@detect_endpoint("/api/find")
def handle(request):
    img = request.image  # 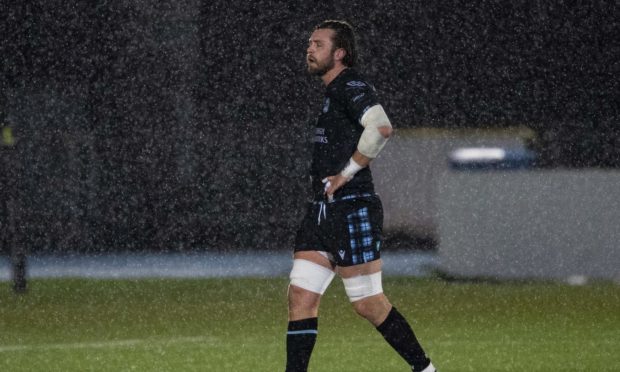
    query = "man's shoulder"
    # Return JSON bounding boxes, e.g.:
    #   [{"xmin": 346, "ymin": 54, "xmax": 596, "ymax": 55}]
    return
[
  {"xmin": 334, "ymin": 68, "xmax": 373, "ymax": 87},
  {"xmin": 328, "ymin": 69, "xmax": 375, "ymax": 97}
]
